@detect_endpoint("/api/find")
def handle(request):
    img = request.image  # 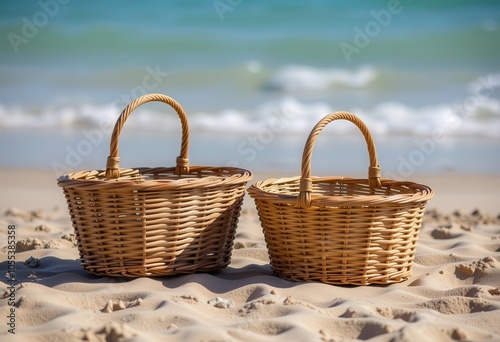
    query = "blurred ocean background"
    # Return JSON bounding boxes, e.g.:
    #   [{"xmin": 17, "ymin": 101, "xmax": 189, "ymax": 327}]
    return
[{"xmin": 0, "ymin": 0, "xmax": 499, "ymax": 177}]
